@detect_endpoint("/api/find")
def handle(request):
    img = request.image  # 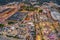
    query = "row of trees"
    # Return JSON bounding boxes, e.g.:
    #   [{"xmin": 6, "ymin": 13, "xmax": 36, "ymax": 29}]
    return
[
  {"xmin": 0, "ymin": 21, "xmax": 15, "ymax": 27},
  {"xmin": 19, "ymin": 5, "xmax": 37, "ymax": 11},
  {"xmin": 19, "ymin": 5, "xmax": 43, "ymax": 13}
]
